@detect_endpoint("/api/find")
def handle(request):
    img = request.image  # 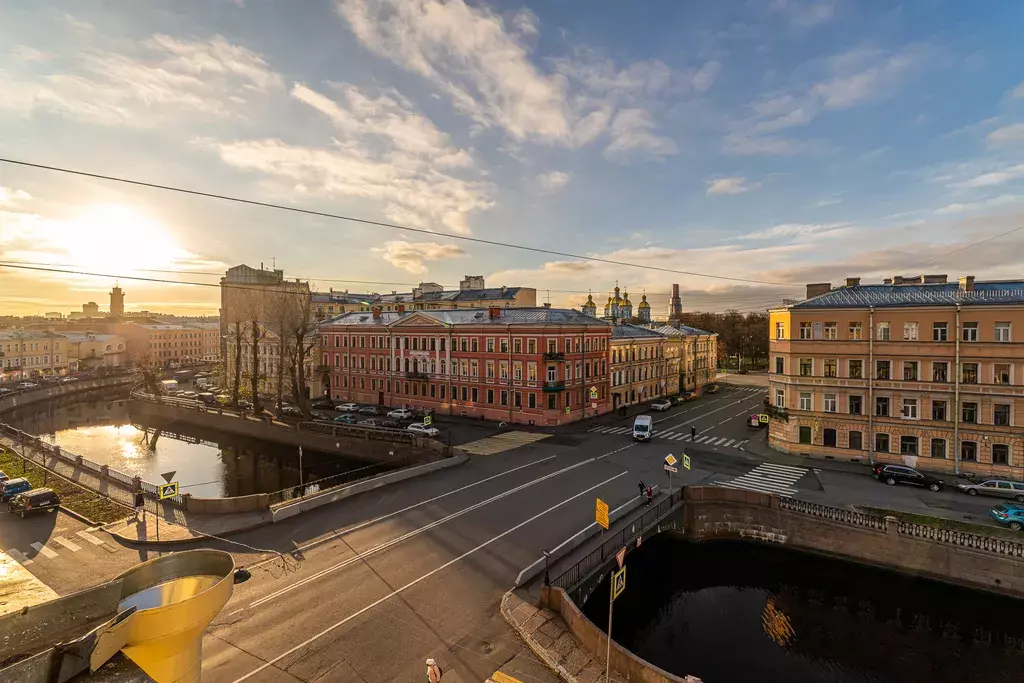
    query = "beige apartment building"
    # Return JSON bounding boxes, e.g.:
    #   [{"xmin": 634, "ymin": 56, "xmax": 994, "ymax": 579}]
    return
[
  {"xmin": 0, "ymin": 330, "xmax": 67, "ymax": 380},
  {"xmin": 769, "ymin": 275, "xmax": 1024, "ymax": 478}
]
